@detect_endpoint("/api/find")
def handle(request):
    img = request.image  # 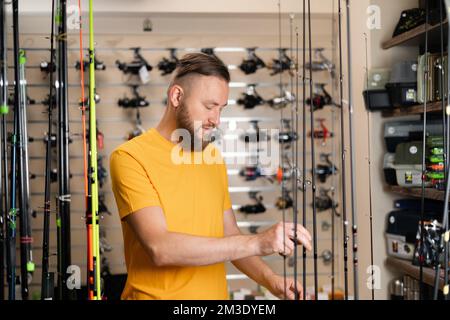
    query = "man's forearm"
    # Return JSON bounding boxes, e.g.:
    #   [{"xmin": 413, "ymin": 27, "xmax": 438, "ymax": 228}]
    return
[
  {"xmin": 148, "ymin": 231, "xmax": 260, "ymax": 267},
  {"xmin": 231, "ymin": 256, "xmax": 275, "ymax": 289}
]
